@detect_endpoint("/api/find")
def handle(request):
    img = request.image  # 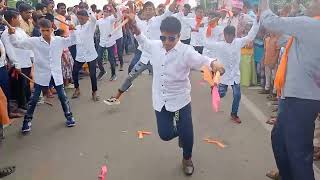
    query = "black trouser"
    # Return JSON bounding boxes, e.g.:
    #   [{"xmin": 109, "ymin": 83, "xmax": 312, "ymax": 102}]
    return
[
  {"xmin": 0, "ymin": 66, "xmax": 10, "ymax": 113},
  {"xmin": 193, "ymin": 46, "xmax": 204, "ymax": 54},
  {"xmin": 97, "ymin": 45, "xmax": 117, "ymax": 76},
  {"xmin": 116, "ymin": 37, "xmax": 124, "ymax": 66},
  {"xmin": 69, "ymin": 45, "xmax": 77, "ymax": 60},
  {"xmin": 181, "ymin": 38, "xmax": 191, "ymax": 45},
  {"xmin": 72, "ymin": 60, "xmax": 98, "ymax": 92},
  {"xmin": 9, "ymin": 67, "xmax": 32, "ymax": 108}
]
